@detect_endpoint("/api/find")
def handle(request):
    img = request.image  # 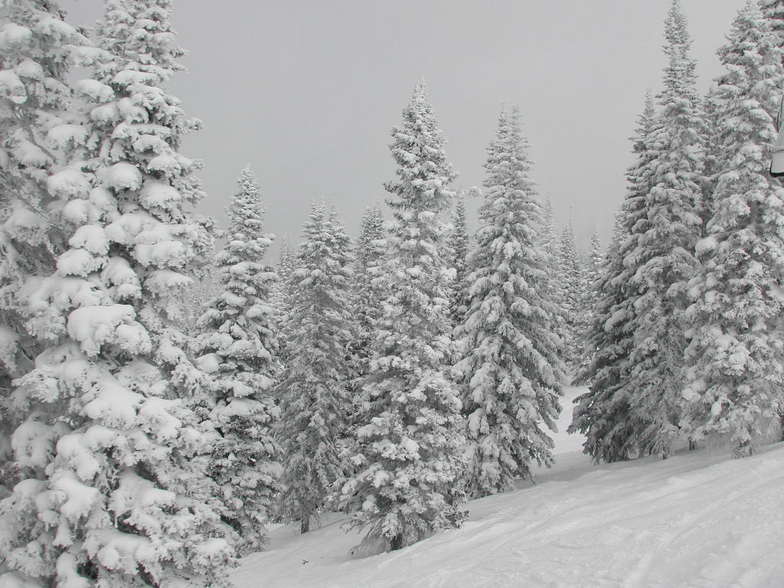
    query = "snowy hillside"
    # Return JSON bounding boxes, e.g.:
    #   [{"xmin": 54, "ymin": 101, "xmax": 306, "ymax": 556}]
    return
[{"xmin": 234, "ymin": 388, "xmax": 784, "ymax": 587}]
